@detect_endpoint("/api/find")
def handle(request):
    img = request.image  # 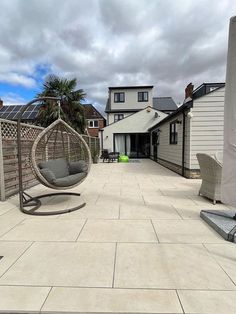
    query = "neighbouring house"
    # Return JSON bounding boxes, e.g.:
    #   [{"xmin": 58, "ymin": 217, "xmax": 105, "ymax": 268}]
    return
[
  {"xmin": 149, "ymin": 82, "xmax": 225, "ymax": 178},
  {"xmin": 82, "ymin": 104, "xmax": 106, "ymax": 137},
  {"xmin": 0, "ymin": 101, "xmax": 105, "ymax": 137},
  {"xmin": 100, "ymin": 106, "xmax": 167, "ymax": 158},
  {"xmin": 105, "ymin": 85, "xmax": 177, "ymax": 125}
]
